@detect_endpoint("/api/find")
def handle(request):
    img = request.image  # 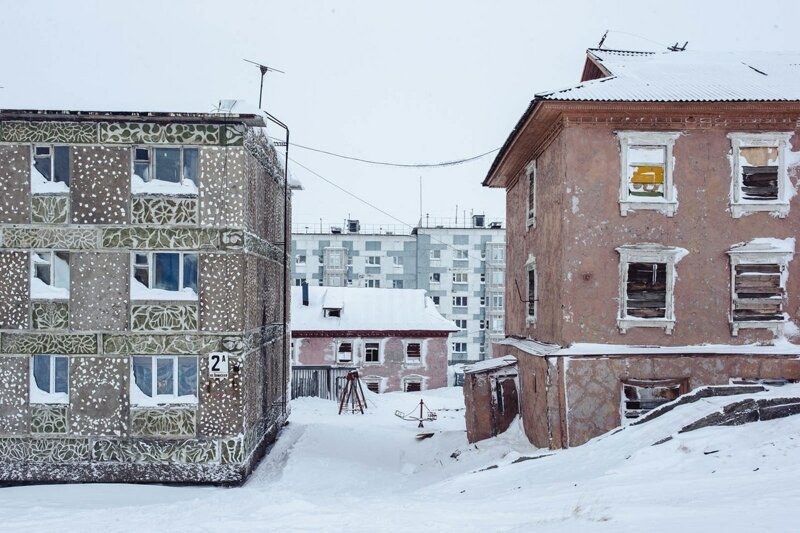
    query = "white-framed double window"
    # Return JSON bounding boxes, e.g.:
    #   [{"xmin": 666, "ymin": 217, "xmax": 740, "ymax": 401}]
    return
[
  {"xmin": 32, "ymin": 144, "xmax": 70, "ymax": 193},
  {"xmin": 727, "ymin": 238, "xmax": 794, "ymax": 335},
  {"xmin": 452, "ymin": 342, "xmax": 467, "ymax": 354},
  {"xmin": 616, "ymin": 131, "xmax": 680, "ymax": 217},
  {"xmin": 364, "ymin": 342, "xmax": 381, "ymax": 364},
  {"xmin": 452, "ymin": 296, "xmax": 468, "ymax": 307},
  {"xmin": 365, "ymin": 279, "xmax": 380, "ymax": 288},
  {"xmin": 453, "ymin": 249, "xmax": 469, "ymax": 260},
  {"xmin": 131, "ymin": 146, "xmax": 199, "ymax": 195},
  {"xmin": 526, "ymin": 160, "xmax": 536, "ymax": 228},
  {"xmin": 295, "ymin": 254, "xmax": 307, "ymax": 265},
  {"xmin": 30, "ymin": 355, "xmax": 69, "ymax": 404},
  {"xmin": 131, "ymin": 355, "xmax": 198, "ymax": 405},
  {"xmin": 454, "ymin": 319, "xmax": 467, "ymax": 330},
  {"xmin": 452, "ymin": 272, "xmax": 468, "ymax": 284},
  {"xmin": 526, "ymin": 255, "xmax": 537, "ymax": 323},
  {"xmin": 617, "ymin": 244, "xmax": 687, "ymax": 334},
  {"xmin": 490, "ymin": 294, "xmax": 504, "ymax": 309},
  {"xmin": 366, "ymin": 256, "xmax": 381, "ymax": 265},
  {"xmin": 31, "ymin": 250, "xmax": 70, "ymax": 300},
  {"xmin": 131, "ymin": 251, "xmax": 198, "ymax": 300},
  {"xmin": 728, "ymin": 132, "xmax": 793, "ymax": 218},
  {"xmin": 430, "ymin": 249, "xmax": 442, "ymax": 262}
]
